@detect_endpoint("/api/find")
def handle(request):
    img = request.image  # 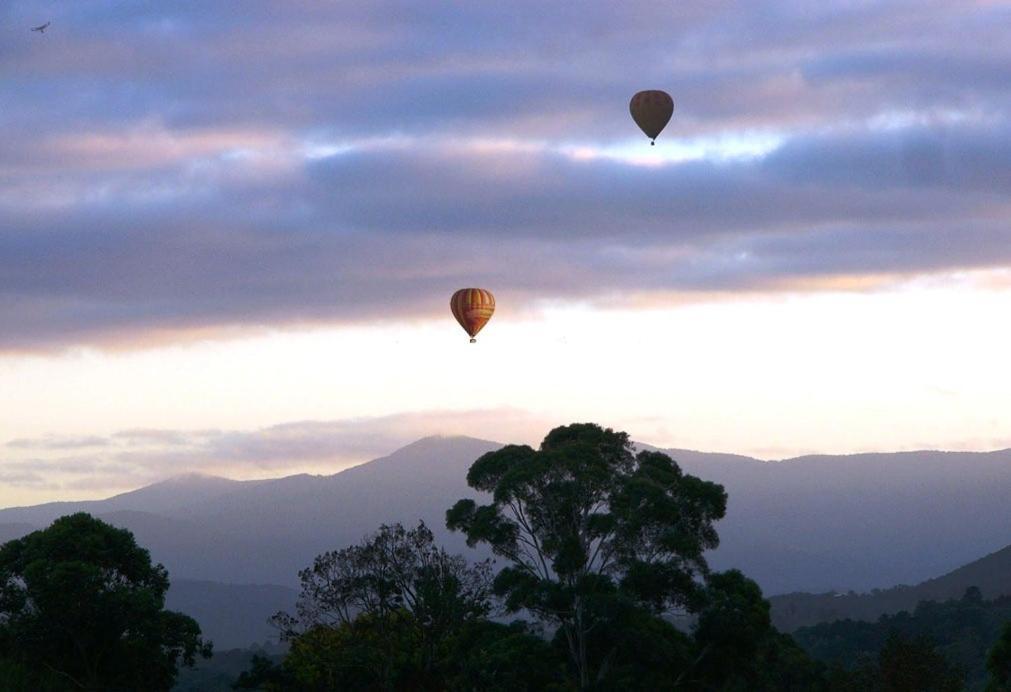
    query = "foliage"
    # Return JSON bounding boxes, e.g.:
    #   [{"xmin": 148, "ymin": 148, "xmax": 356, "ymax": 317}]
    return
[
  {"xmin": 268, "ymin": 521, "xmax": 493, "ymax": 690},
  {"xmin": 239, "ymin": 422, "xmax": 1011, "ymax": 691},
  {"xmin": 694, "ymin": 569, "xmax": 773, "ymax": 676},
  {"xmin": 448, "ymin": 620, "xmax": 565, "ymax": 691},
  {"xmin": 285, "ymin": 615, "xmax": 426, "ymax": 691},
  {"xmin": 876, "ymin": 633, "xmax": 965, "ymax": 691},
  {"xmin": 796, "ymin": 588, "xmax": 1011, "ymax": 690},
  {"xmin": 572, "ymin": 600, "xmax": 695, "ymax": 690},
  {"xmin": 680, "ymin": 569, "xmax": 828, "ymax": 691},
  {"xmin": 0, "ymin": 513, "xmax": 210, "ymax": 692},
  {"xmin": 821, "ymin": 633, "xmax": 965, "ymax": 692},
  {"xmin": 273, "ymin": 520, "xmax": 490, "ymax": 633},
  {"xmin": 0, "ymin": 659, "xmax": 66, "ymax": 691},
  {"xmin": 231, "ymin": 653, "xmax": 295, "ymax": 691},
  {"xmin": 446, "ymin": 423, "xmax": 727, "ymax": 688},
  {"xmin": 987, "ymin": 621, "xmax": 1011, "ymax": 691}
]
